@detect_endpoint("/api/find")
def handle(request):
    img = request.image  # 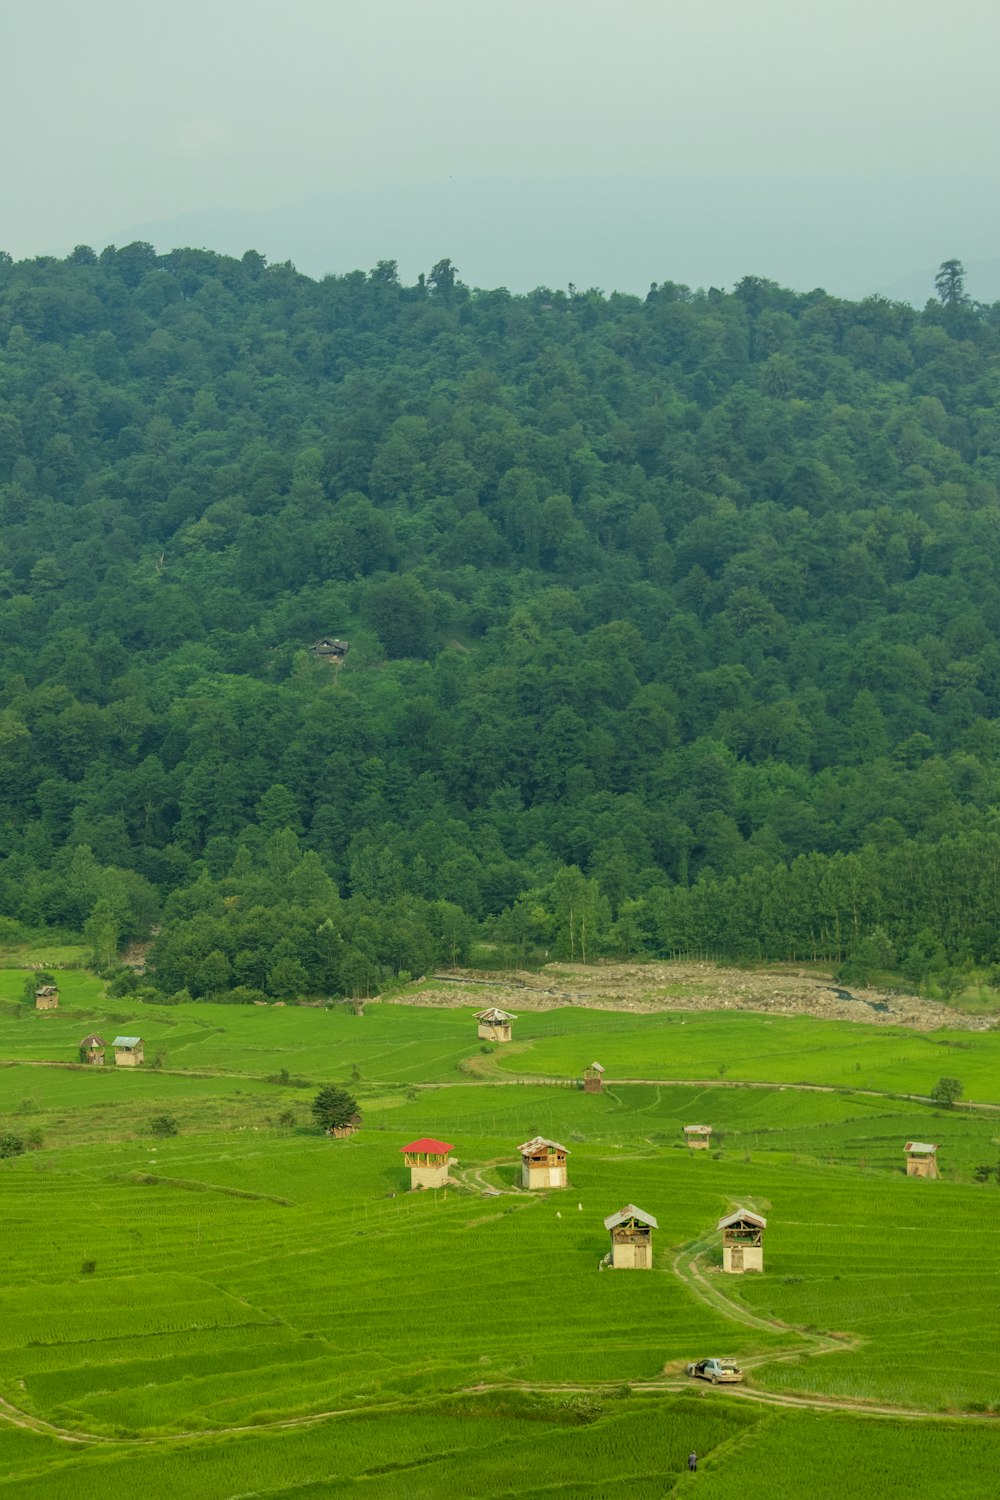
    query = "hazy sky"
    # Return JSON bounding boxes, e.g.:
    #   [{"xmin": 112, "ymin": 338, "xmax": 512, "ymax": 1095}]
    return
[{"xmin": 4, "ymin": 0, "xmax": 1000, "ymax": 297}]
